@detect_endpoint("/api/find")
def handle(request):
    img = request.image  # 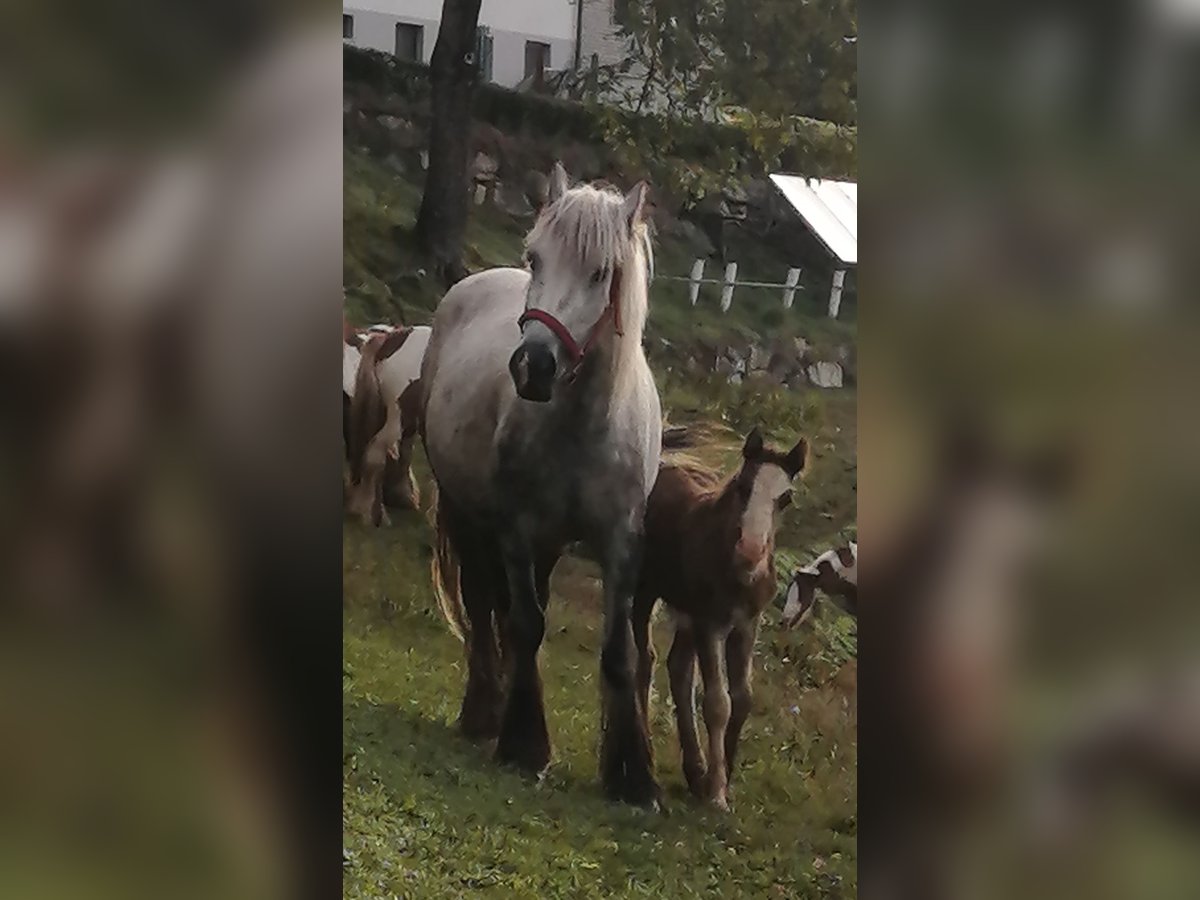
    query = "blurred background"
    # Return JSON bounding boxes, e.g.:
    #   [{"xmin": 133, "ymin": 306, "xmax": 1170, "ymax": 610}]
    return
[
  {"xmin": 3, "ymin": 0, "xmax": 1199, "ymax": 897},
  {"xmin": 0, "ymin": 4, "xmax": 341, "ymax": 899},
  {"xmin": 862, "ymin": 1, "xmax": 1200, "ymax": 898}
]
